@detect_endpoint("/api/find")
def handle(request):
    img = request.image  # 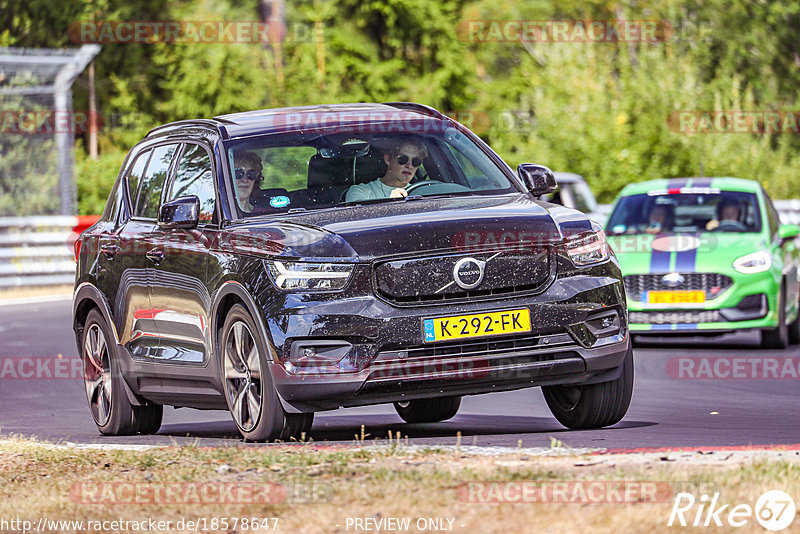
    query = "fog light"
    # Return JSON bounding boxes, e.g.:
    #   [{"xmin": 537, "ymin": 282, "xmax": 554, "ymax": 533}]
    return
[
  {"xmin": 585, "ymin": 310, "xmax": 621, "ymax": 338},
  {"xmin": 286, "ymin": 341, "xmax": 353, "ymax": 374}
]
